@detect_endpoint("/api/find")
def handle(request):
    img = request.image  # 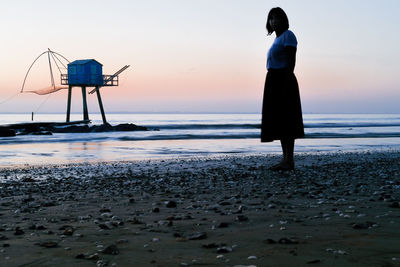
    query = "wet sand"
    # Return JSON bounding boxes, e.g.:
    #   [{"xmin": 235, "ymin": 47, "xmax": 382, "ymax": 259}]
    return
[{"xmin": 0, "ymin": 151, "xmax": 399, "ymax": 267}]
